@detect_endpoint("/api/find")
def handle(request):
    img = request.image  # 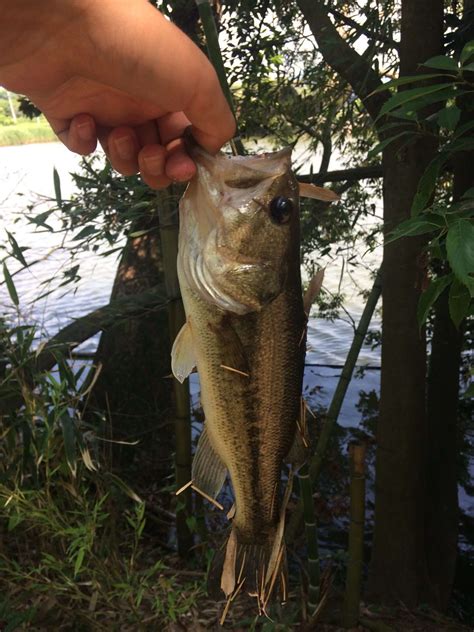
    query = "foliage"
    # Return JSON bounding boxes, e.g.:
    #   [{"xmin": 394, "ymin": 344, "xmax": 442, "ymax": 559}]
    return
[
  {"xmin": 0, "ymin": 298, "xmax": 202, "ymax": 628},
  {"xmin": 379, "ymin": 41, "xmax": 474, "ymax": 327}
]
